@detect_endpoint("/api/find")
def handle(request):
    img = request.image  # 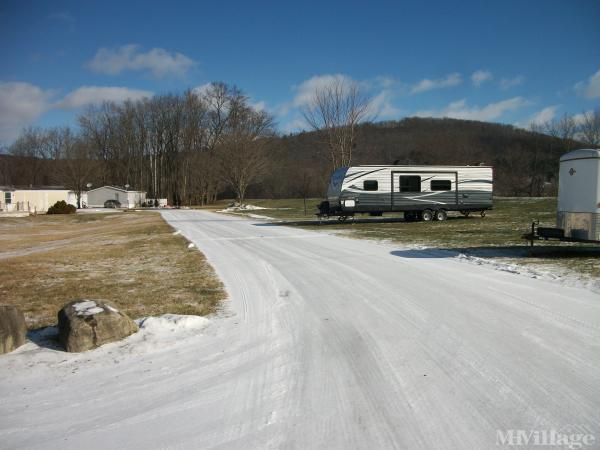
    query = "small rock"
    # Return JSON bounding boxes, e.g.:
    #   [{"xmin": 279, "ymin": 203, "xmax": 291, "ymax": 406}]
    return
[
  {"xmin": 0, "ymin": 305, "xmax": 27, "ymax": 355},
  {"xmin": 58, "ymin": 300, "xmax": 138, "ymax": 352}
]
